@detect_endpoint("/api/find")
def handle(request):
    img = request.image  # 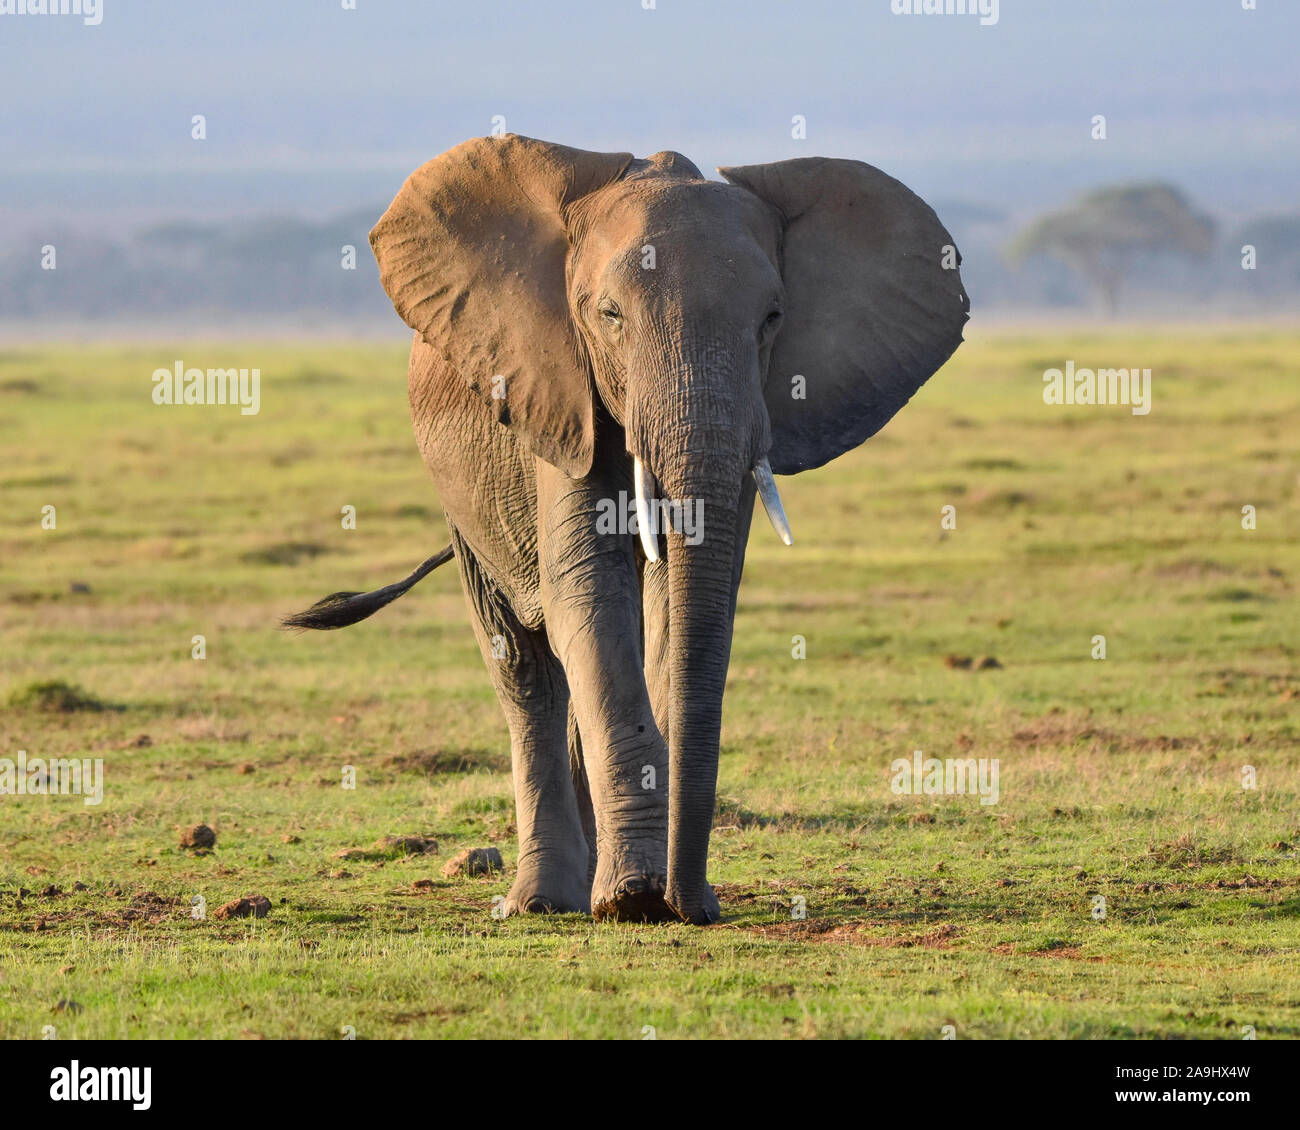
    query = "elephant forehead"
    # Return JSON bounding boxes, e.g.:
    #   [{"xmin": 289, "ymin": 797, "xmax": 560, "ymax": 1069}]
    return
[
  {"xmin": 622, "ymin": 150, "xmax": 706, "ymax": 182},
  {"xmin": 580, "ymin": 180, "xmax": 781, "ymax": 272},
  {"xmin": 609, "ymin": 177, "xmax": 762, "ymax": 226}
]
